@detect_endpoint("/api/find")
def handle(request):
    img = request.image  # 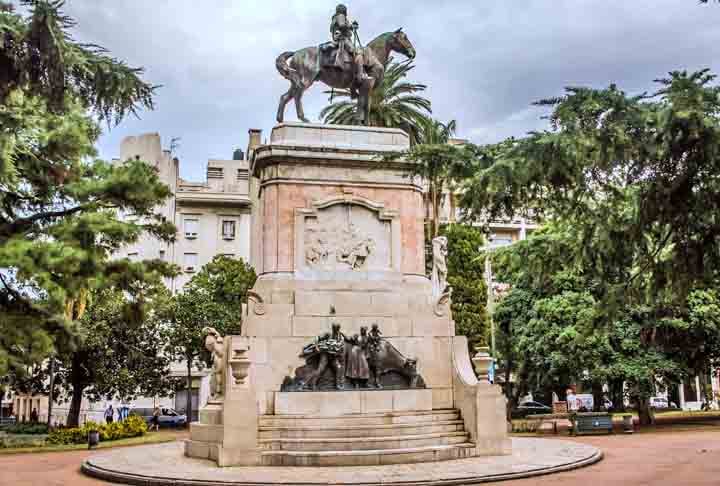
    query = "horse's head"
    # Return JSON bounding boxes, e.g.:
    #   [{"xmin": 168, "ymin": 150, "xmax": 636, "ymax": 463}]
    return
[{"xmin": 388, "ymin": 28, "xmax": 416, "ymax": 59}]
